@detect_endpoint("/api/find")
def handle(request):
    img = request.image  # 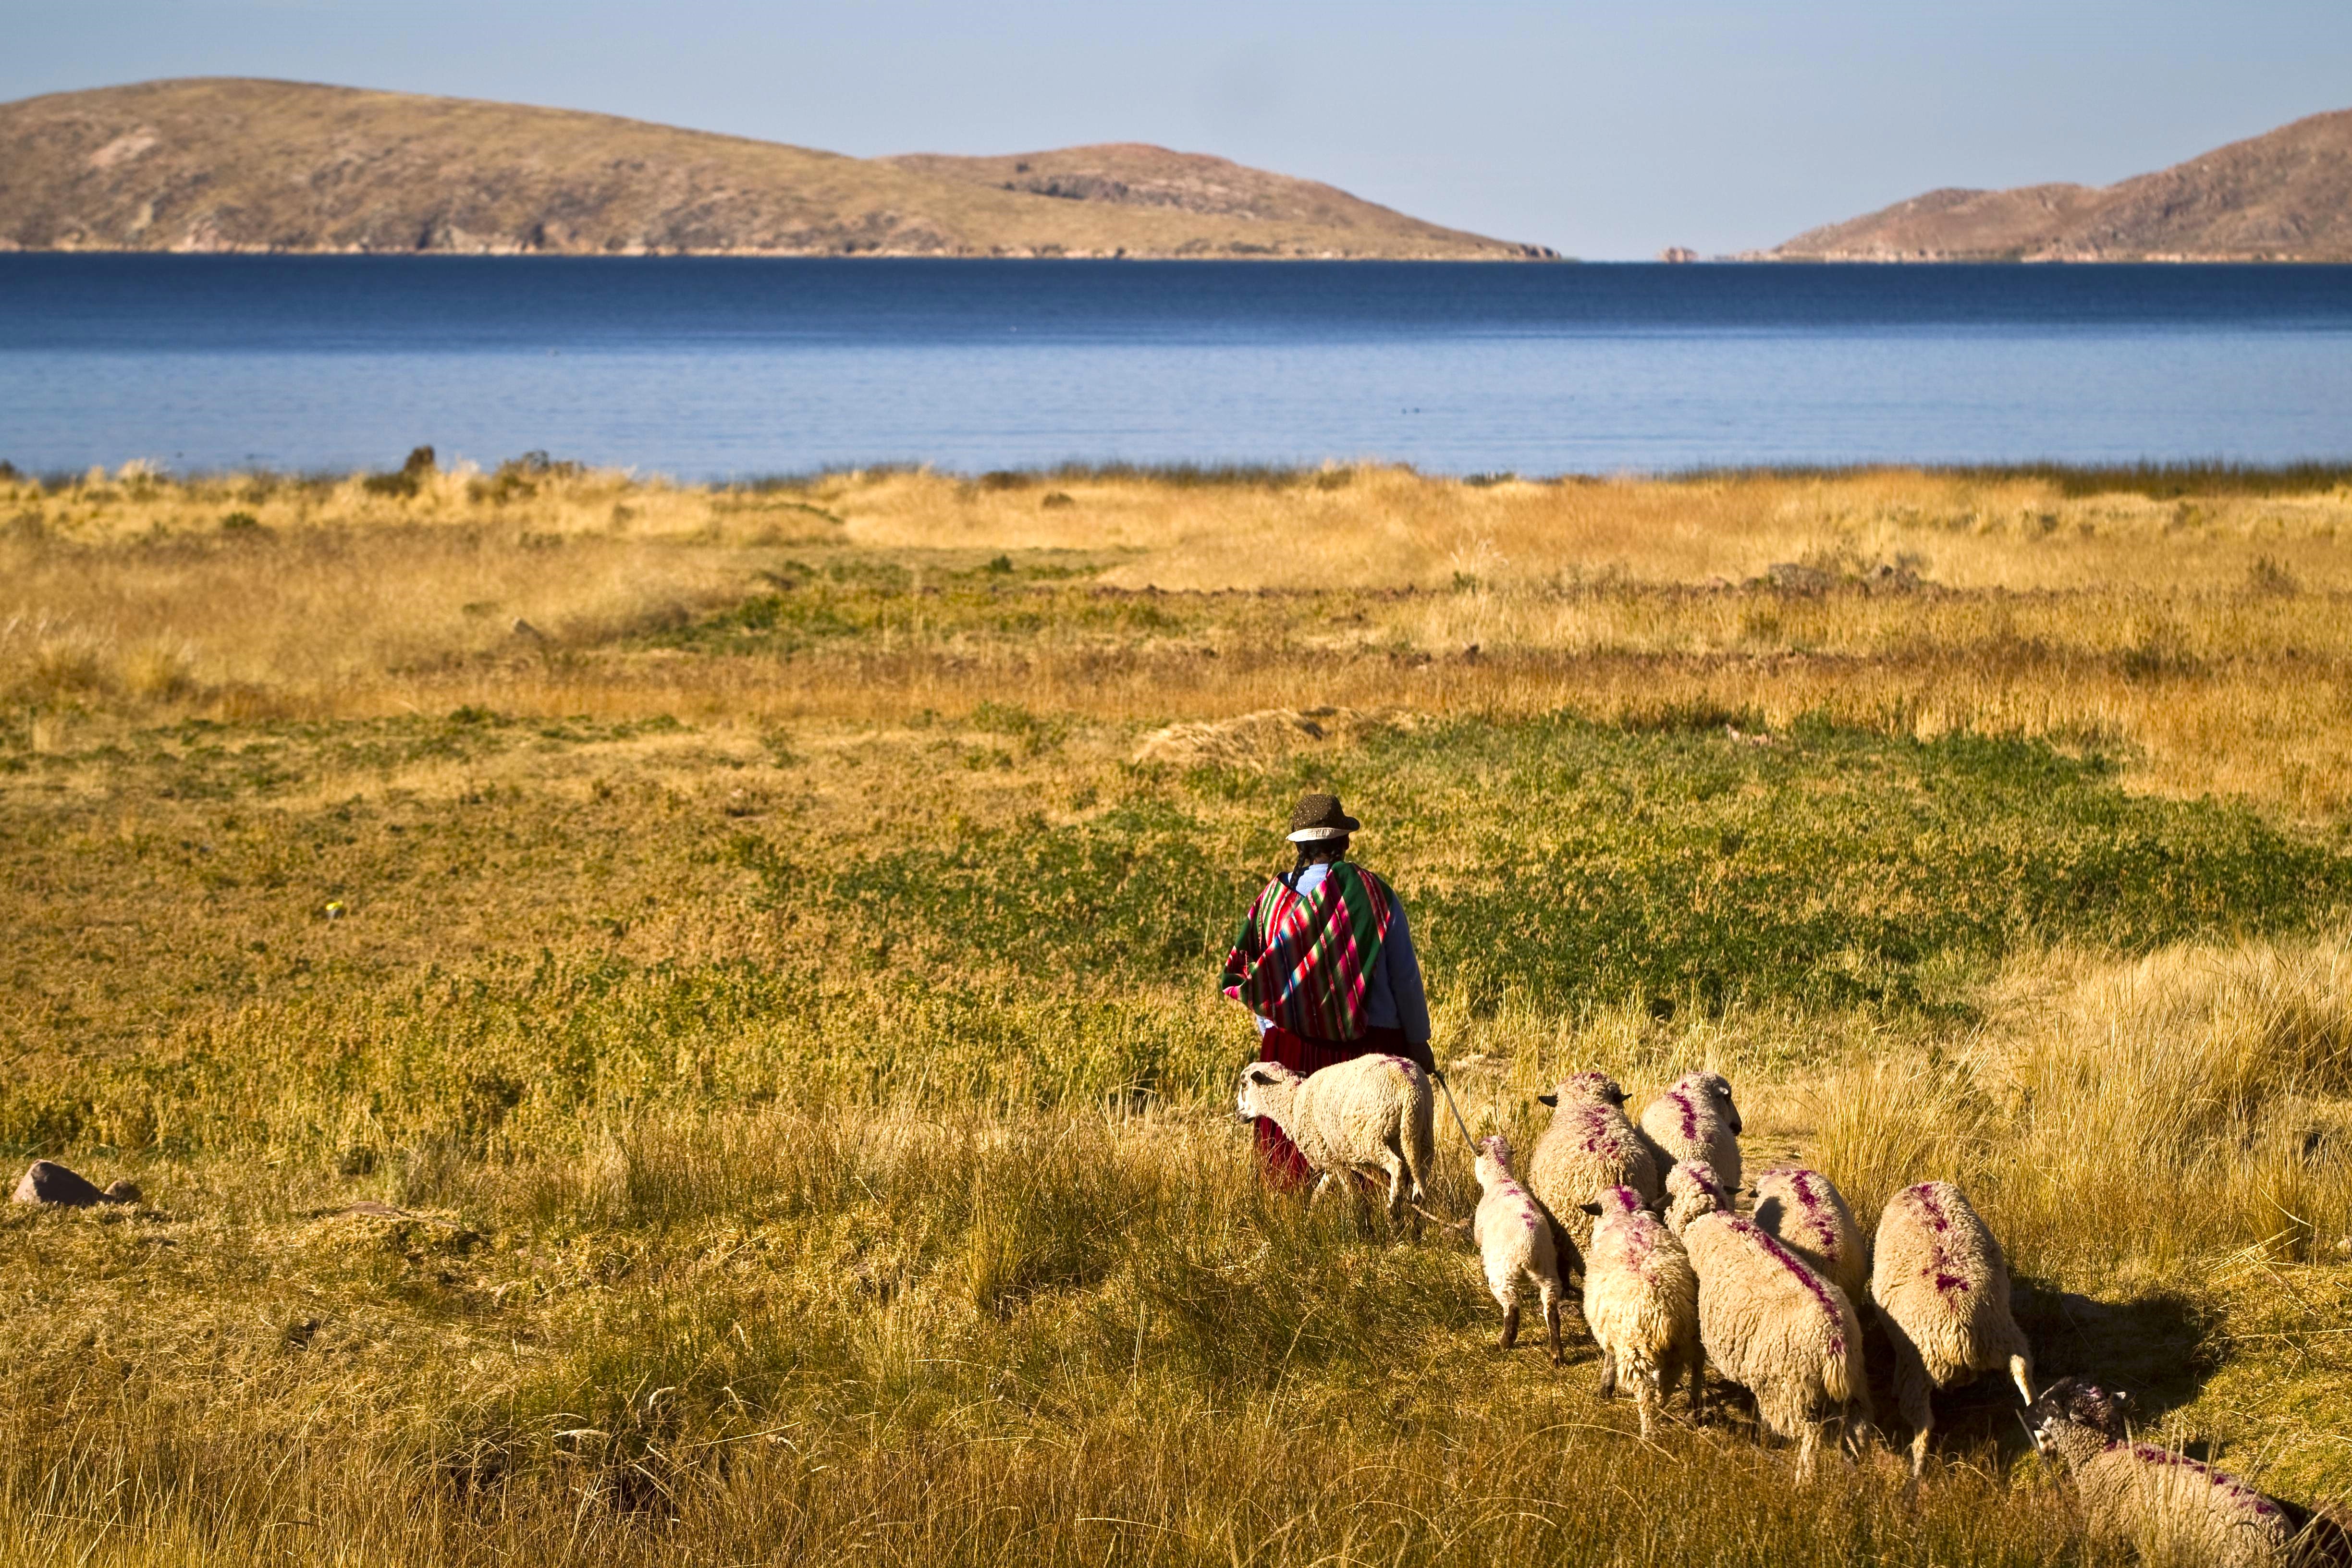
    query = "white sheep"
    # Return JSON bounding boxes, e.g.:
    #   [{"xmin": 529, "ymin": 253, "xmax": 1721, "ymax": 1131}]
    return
[
  {"xmin": 2030, "ymin": 1378, "xmax": 2349, "ymax": 1568},
  {"xmin": 1579, "ymin": 1184, "xmax": 1702, "ymax": 1436},
  {"xmin": 1751, "ymin": 1166, "xmax": 1868, "ymax": 1306},
  {"xmin": 1526, "ymin": 1071, "xmax": 1662, "ymax": 1249},
  {"xmin": 1236, "ymin": 1054, "xmax": 1434, "ymax": 1231},
  {"xmin": 1662, "ymin": 1158, "xmax": 1731, "ymax": 1237},
  {"xmin": 1683, "ymin": 1210, "xmax": 1871, "ymax": 1476},
  {"xmin": 1638, "ymin": 1071, "xmax": 1744, "ymax": 1195},
  {"xmin": 1871, "ymin": 1180, "xmax": 2033, "ymax": 1475},
  {"xmin": 1471, "ymin": 1135, "xmax": 1566, "ymax": 1363}
]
